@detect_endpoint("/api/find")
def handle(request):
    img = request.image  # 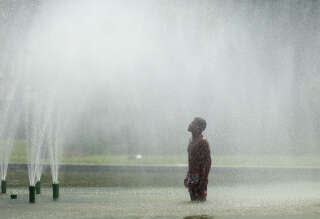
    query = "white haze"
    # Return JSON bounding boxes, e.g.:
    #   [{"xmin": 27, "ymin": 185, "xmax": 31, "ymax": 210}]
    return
[{"xmin": 0, "ymin": 0, "xmax": 320, "ymax": 157}]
